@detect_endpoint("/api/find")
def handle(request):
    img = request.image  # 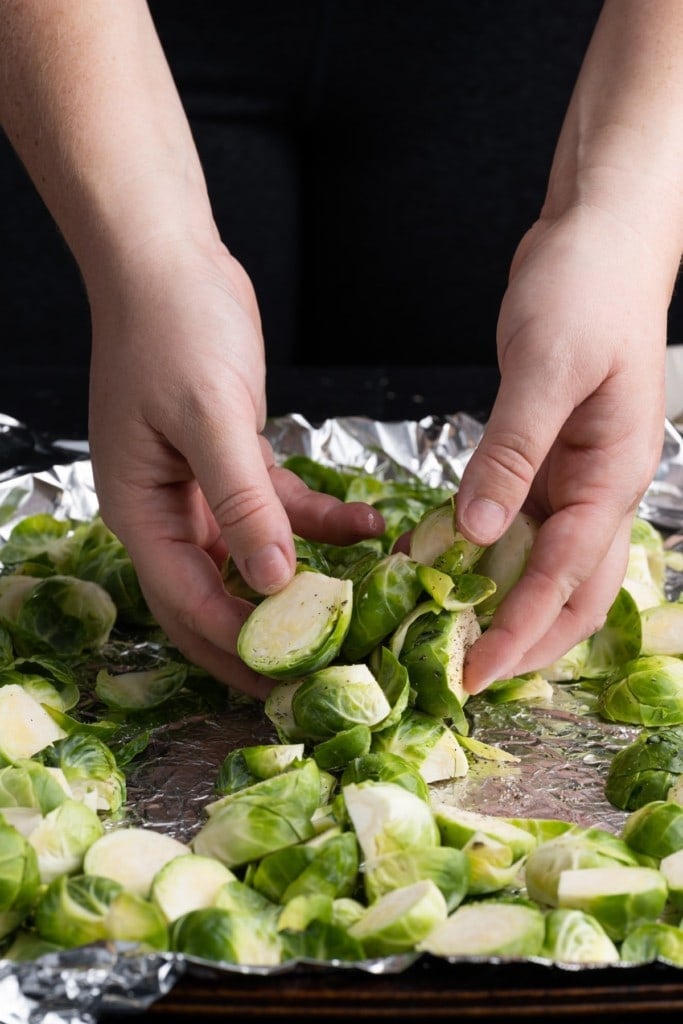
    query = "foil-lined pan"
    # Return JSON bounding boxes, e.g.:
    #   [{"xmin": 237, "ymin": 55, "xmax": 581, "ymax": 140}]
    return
[{"xmin": 1, "ymin": 410, "xmax": 683, "ymax": 1023}]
